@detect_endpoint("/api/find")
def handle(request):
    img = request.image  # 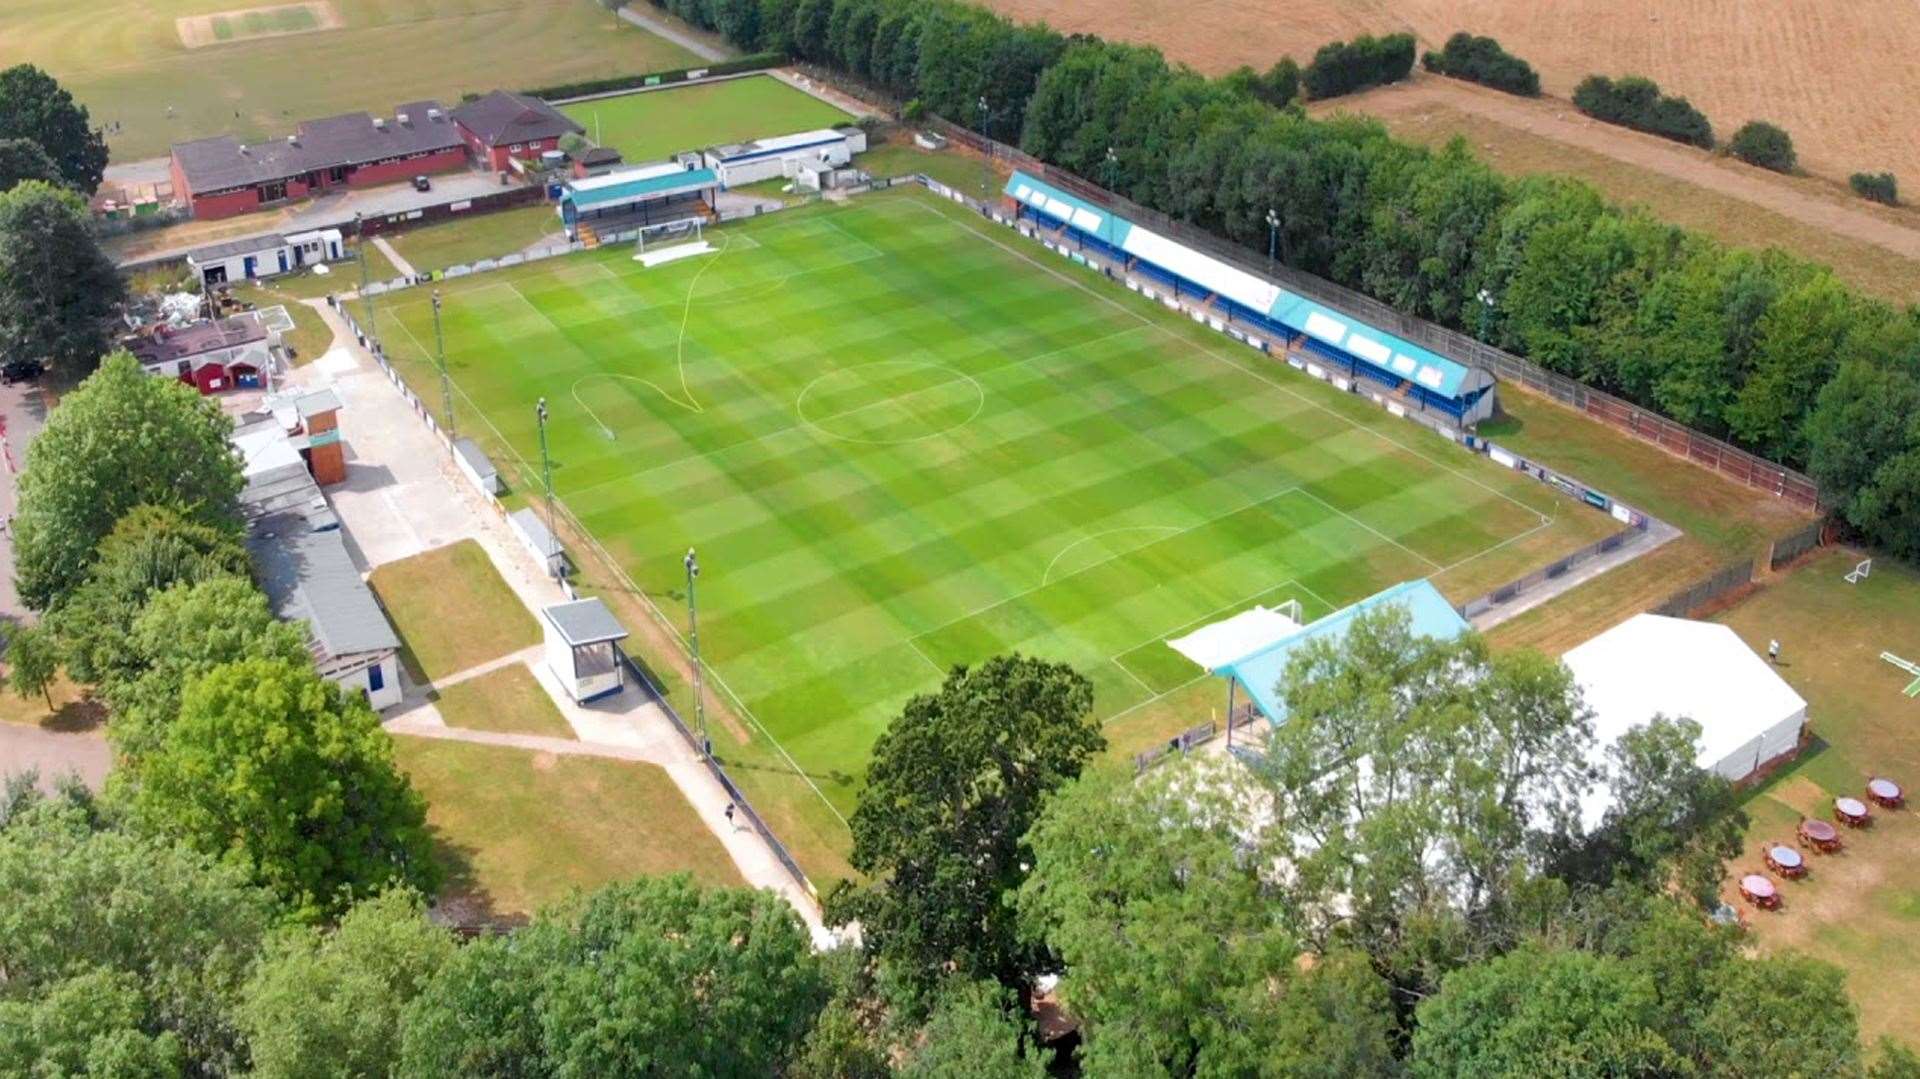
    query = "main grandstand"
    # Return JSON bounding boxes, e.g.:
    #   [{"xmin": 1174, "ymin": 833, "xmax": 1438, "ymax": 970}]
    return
[{"xmin": 1004, "ymin": 171, "xmax": 1498, "ymax": 426}]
